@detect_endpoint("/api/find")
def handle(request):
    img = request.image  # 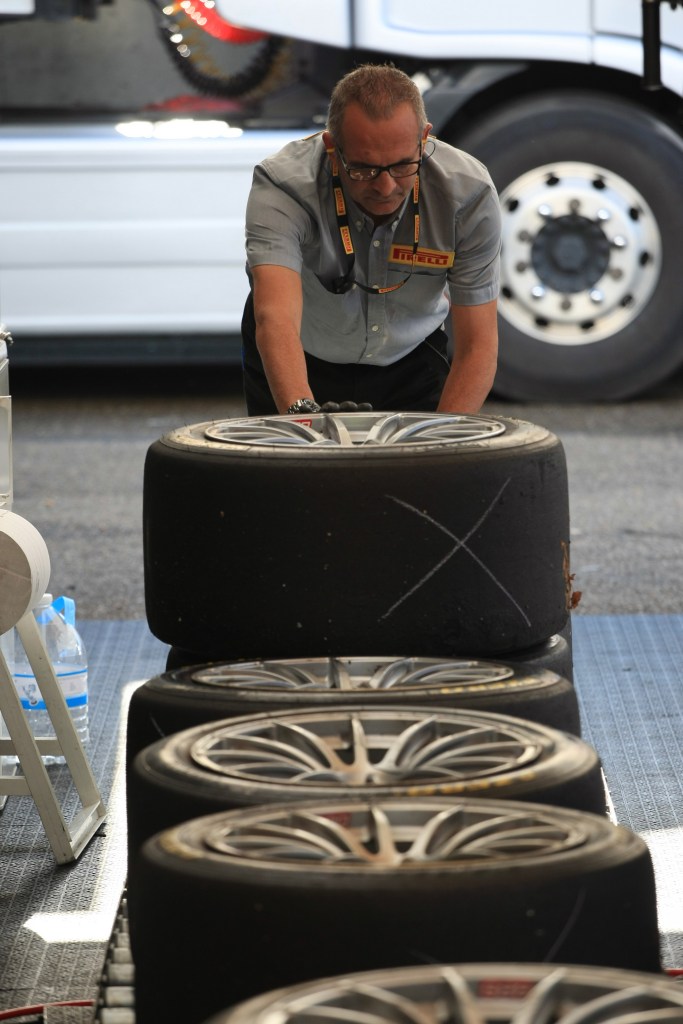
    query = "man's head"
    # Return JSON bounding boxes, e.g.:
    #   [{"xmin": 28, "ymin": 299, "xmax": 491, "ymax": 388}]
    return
[{"xmin": 323, "ymin": 64, "xmax": 432, "ymax": 223}]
